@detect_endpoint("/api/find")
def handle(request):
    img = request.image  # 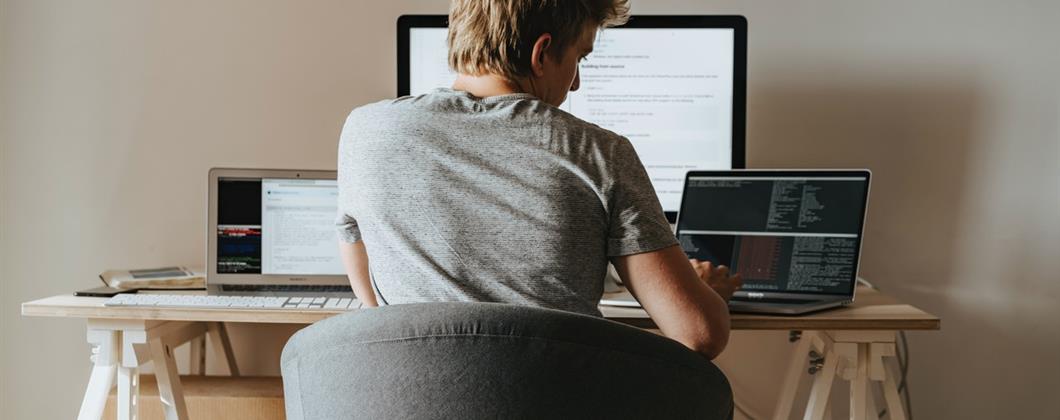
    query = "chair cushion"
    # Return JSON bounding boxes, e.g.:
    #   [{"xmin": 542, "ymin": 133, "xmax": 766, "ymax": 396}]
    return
[{"xmin": 282, "ymin": 302, "xmax": 732, "ymax": 420}]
